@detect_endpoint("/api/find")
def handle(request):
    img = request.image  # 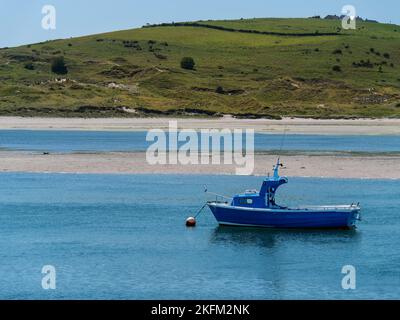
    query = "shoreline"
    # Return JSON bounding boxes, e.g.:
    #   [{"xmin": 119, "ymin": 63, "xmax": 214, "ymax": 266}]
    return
[
  {"xmin": 1, "ymin": 151, "xmax": 399, "ymax": 179},
  {"xmin": 0, "ymin": 116, "xmax": 400, "ymax": 135}
]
